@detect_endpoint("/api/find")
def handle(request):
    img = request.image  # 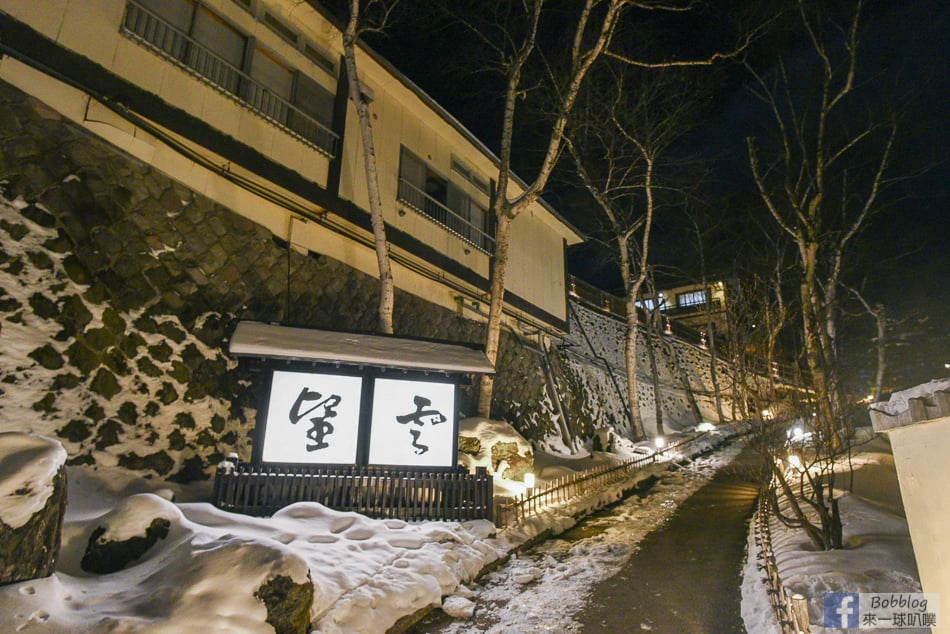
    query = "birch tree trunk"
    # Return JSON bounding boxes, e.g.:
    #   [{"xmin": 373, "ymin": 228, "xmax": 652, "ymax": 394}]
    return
[
  {"xmin": 467, "ymin": 0, "xmax": 747, "ymax": 417},
  {"xmin": 476, "ymin": 0, "xmax": 627, "ymax": 417},
  {"xmin": 621, "ymin": 242, "xmax": 647, "ymax": 440},
  {"xmin": 342, "ymin": 0, "xmax": 394, "ymax": 334}
]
